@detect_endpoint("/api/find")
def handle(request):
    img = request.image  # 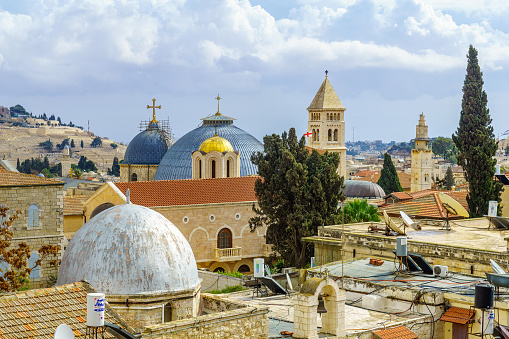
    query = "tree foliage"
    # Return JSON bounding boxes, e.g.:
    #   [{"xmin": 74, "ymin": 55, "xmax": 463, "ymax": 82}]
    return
[
  {"xmin": 110, "ymin": 143, "xmax": 118, "ymax": 149},
  {"xmin": 70, "ymin": 139, "xmax": 75, "ymax": 148},
  {"xmin": 0, "ymin": 207, "xmax": 60, "ymax": 292},
  {"xmin": 377, "ymin": 153, "xmax": 402, "ymax": 194},
  {"xmin": 77, "ymin": 156, "xmax": 97, "ymax": 172},
  {"xmin": 444, "ymin": 167, "xmax": 455, "ymax": 190},
  {"xmin": 18, "ymin": 157, "xmax": 59, "ymax": 177},
  {"xmin": 9, "ymin": 104, "xmax": 28, "ymax": 117},
  {"xmin": 432, "ymin": 137, "xmax": 457, "ymax": 161},
  {"xmin": 90, "ymin": 137, "xmax": 102, "ymax": 148},
  {"xmin": 249, "ymin": 128, "xmax": 344, "ymax": 268},
  {"xmin": 108, "ymin": 157, "xmax": 120, "ymax": 176},
  {"xmin": 342, "ymin": 199, "xmax": 380, "ymax": 223},
  {"xmin": 80, "ymin": 140, "xmax": 84, "ymax": 148},
  {"xmin": 39, "ymin": 139, "xmax": 53, "ymax": 152},
  {"xmin": 452, "ymin": 45, "xmax": 503, "ymax": 217}
]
